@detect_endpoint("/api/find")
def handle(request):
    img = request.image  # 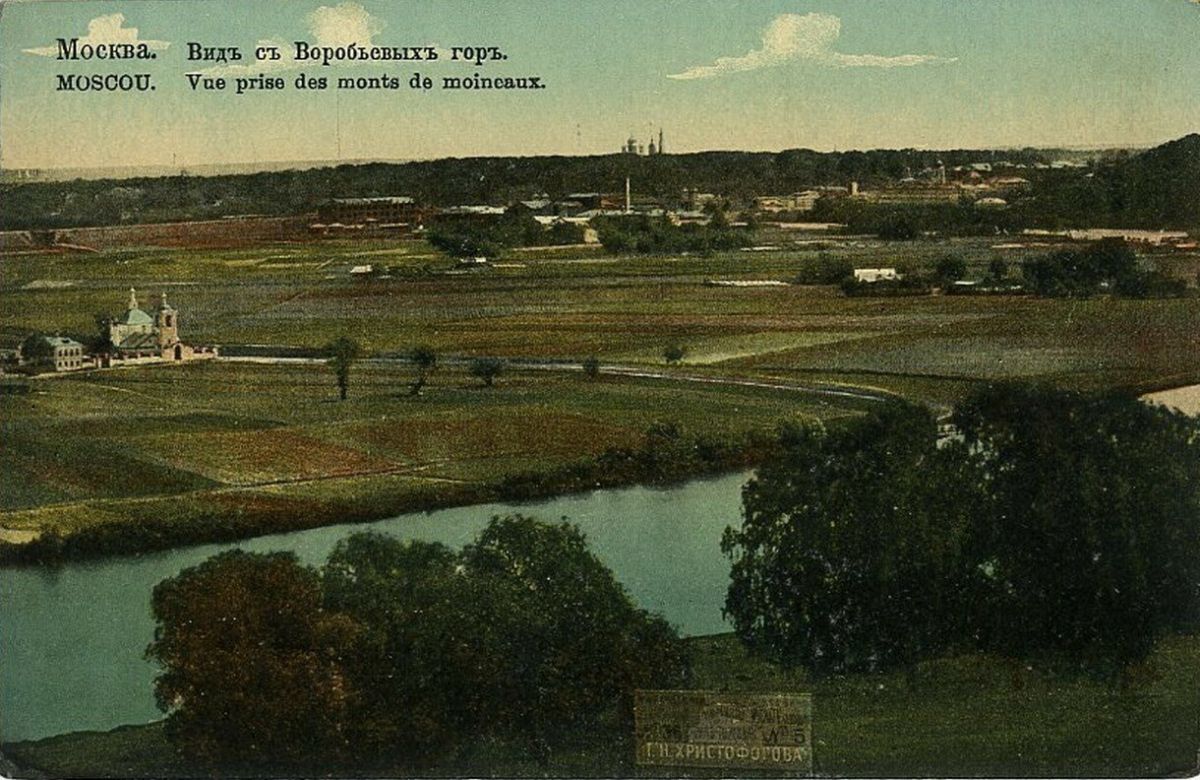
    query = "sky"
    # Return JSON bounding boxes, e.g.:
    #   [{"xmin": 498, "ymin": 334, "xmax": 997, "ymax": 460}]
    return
[{"xmin": 1, "ymin": 0, "xmax": 1198, "ymax": 170}]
